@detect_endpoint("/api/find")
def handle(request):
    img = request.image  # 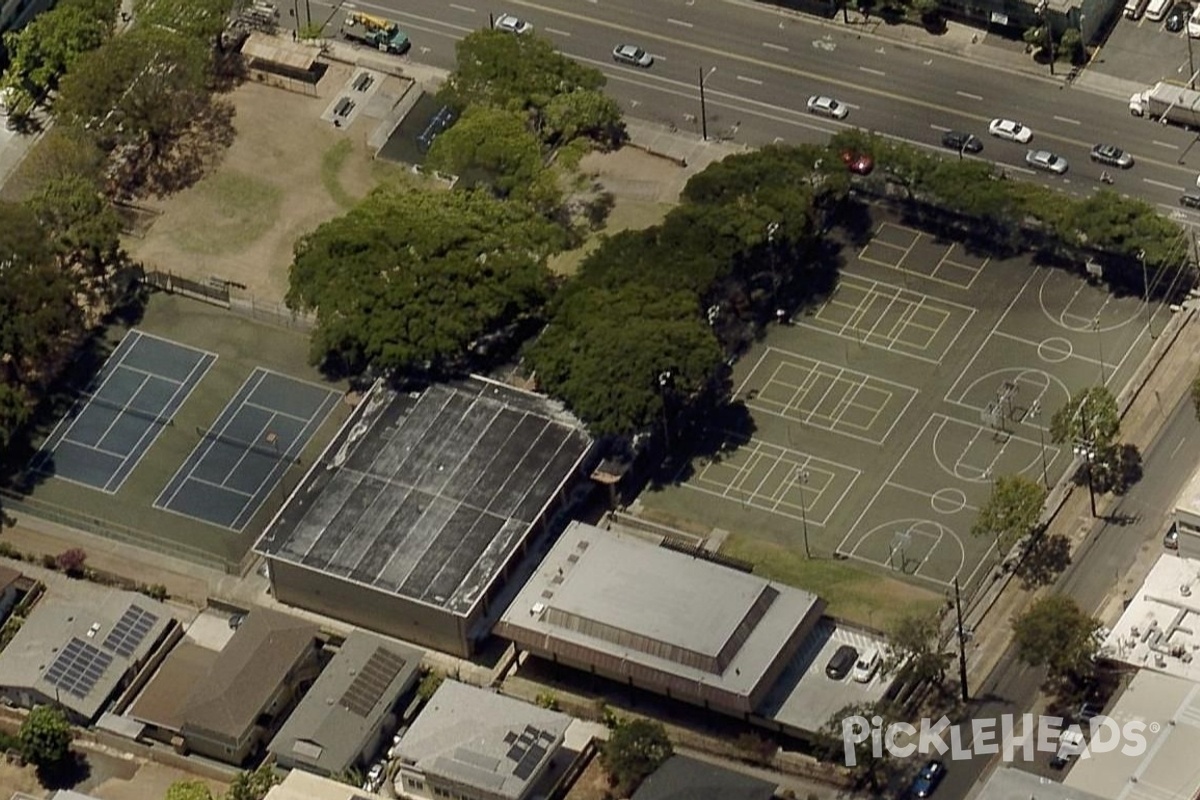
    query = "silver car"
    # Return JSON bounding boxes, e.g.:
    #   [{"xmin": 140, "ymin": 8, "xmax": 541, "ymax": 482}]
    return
[
  {"xmin": 494, "ymin": 13, "xmax": 532, "ymax": 34},
  {"xmin": 1026, "ymin": 149, "xmax": 1069, "ymax": 174},
  {"xmin": 807, "ymin": 95, "xmax": 849, "ymax": 119},
  {"xmin": 612, "ymin": 44, "xmax": 653, "ymax": 67}
]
